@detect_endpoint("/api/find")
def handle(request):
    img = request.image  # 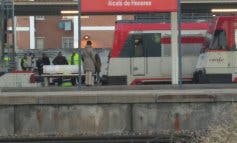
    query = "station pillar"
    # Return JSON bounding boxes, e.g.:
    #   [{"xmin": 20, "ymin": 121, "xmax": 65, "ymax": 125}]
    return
[{"xmin": 171, "ymin": 12, "xmax": 179, "ymax": 85}]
